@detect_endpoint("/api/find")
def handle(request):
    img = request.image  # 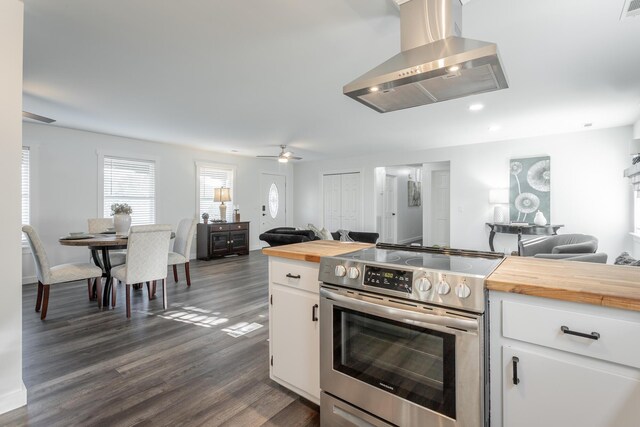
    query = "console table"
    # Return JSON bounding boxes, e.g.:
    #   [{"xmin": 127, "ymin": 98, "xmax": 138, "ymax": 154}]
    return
[
  {"xmin": 197, "ymin": 222, "xmax": 250, "ymax": 260},
  {"xmin": 486, "ymin": 223, "xmax": 564, "ymax": 254}
]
